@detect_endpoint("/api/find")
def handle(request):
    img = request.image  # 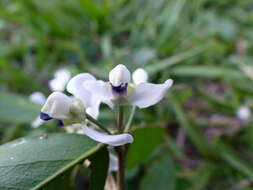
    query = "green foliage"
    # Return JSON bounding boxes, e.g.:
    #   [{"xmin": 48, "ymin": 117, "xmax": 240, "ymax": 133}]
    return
[
  {"xmin": 0, "ymin": 133, "xmax": 102, "ymax": 190},
  {"xmin": 127, "ymin": 127, "xmax": 164, "ymax": 168},
  {"xmin": 140, "ymin": 154, "xmax": 175, "ymax": 190},
  {"xmin": 89, "ymin": 148, "xmax": 109, "ymax": 190},
  {"xmin": 1, "ymin": 0, "xmax": 253, "ymax": 188},
  {"xmin": 0, "ymin": 90, "xmax": 40, "ymax": 124}
]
